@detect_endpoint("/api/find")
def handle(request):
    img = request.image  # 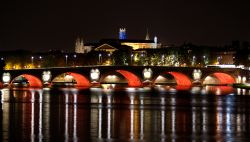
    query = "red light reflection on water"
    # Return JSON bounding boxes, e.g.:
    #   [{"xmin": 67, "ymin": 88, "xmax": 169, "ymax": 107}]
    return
[
  {"xmin": 205, "ymin": 86, "xmax": 234, "ymax": 95},
  {"xmin": 1, "ymin": 87, "xmax": 249, "ymax": 141},
  {"xmin": 176, "ymin": 85, "xmax": 191, "ymax": 91}
]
